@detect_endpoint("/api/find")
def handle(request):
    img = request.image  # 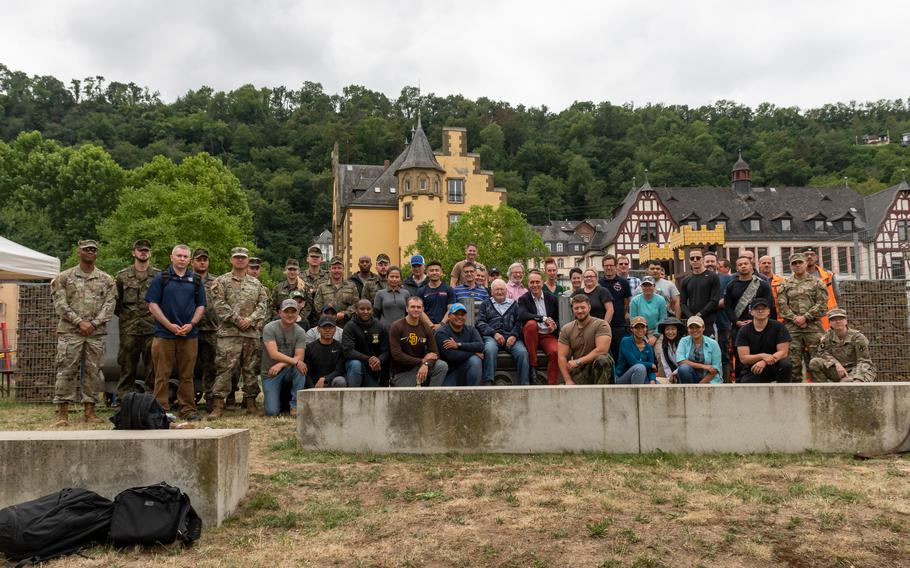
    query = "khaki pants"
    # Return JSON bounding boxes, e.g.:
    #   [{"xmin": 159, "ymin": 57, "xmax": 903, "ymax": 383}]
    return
[{"xmin": 152, "ymin": 337, "xmax": 198, "ymax": 416}]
